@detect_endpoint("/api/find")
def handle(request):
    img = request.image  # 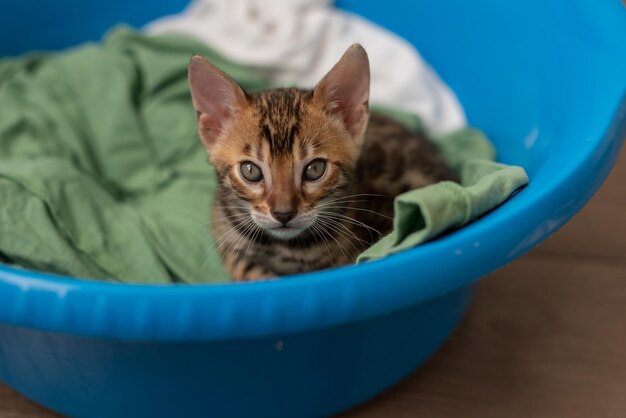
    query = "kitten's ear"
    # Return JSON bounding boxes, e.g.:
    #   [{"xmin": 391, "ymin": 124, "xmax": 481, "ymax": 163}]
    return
[
  {"xmin": 313, "ymin": 44, "xmax": 370, "ymax": 139},
  {"xmin": 188, "ymin": 55, "xmax": 247, "ymax": 149}
]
